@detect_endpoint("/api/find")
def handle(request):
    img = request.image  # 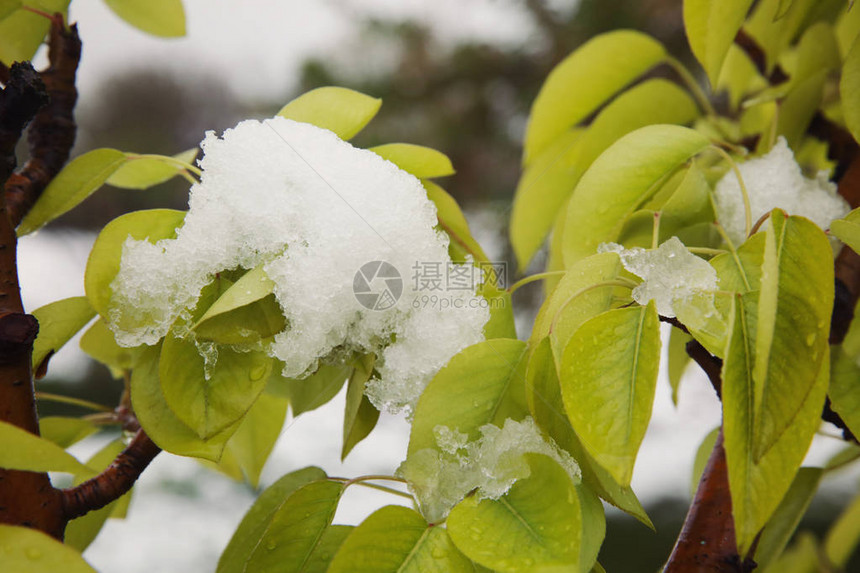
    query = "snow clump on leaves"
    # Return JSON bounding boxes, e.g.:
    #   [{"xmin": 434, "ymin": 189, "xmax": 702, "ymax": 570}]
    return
[
  {"xmin": 398, "ymin": 417, "xmax": 580, "ymax": 523},
  {"xmin": 107, "ymin": 116, "xmax": 489, "ymax": 413},
  {"xmin": 599, "ymin": 236, "xmax": 717, "ymax": 318},
  {"xmin": 714, "ymin": 136, "xmax": 849, "ymax": 246}
]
